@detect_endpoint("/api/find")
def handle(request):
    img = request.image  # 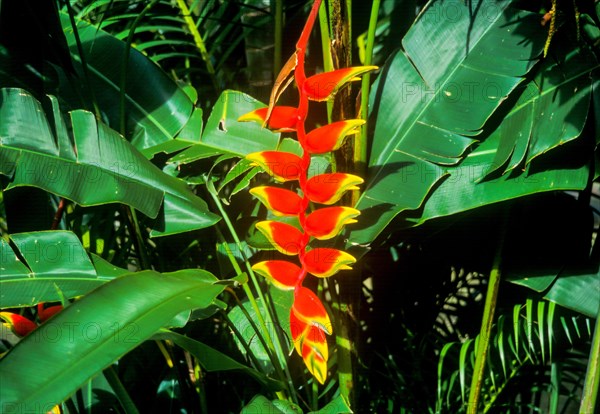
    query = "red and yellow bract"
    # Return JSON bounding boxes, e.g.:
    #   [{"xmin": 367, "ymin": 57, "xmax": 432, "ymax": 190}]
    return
[{"xmin": 239, "ymin": 0, "xmax": 375, "ymax": 384}]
